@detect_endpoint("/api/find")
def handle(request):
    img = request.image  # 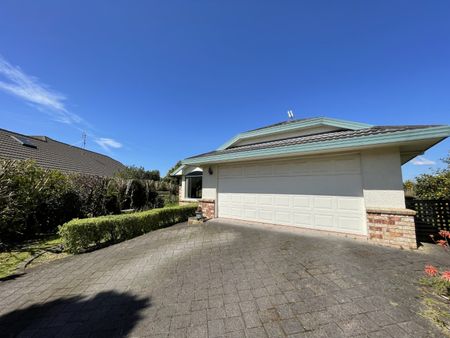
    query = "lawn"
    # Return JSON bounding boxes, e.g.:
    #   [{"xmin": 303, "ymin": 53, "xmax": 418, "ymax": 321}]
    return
[{"xmin": 0, "ymin": 235, "xmax": 69, "ymax": 279}]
